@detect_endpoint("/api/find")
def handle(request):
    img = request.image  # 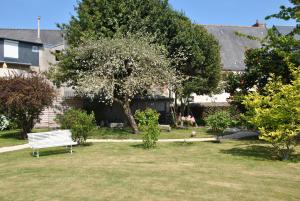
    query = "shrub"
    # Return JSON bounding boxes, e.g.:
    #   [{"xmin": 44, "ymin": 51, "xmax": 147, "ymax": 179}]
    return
[
  {"xmin": 56, "ymin": 109, "xmax": 96, "ymax": 144},
  {"xmin": 243, "ymin": 68, "xmax": 300, "ymax": 160},
  {"xmin": 135, "ymin": 108, "xmax": 160, "ymax": 149},
  {"xmin": 0, "ymin": 74, "xmax": 55, "ymax": 139},
  {"xmin": 0, "ymin": 115, "xmax": 9, "ymax": 131},
  {"xmin": 205, "ymin": 111, "xmax": 236, "ymax": 133}
]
